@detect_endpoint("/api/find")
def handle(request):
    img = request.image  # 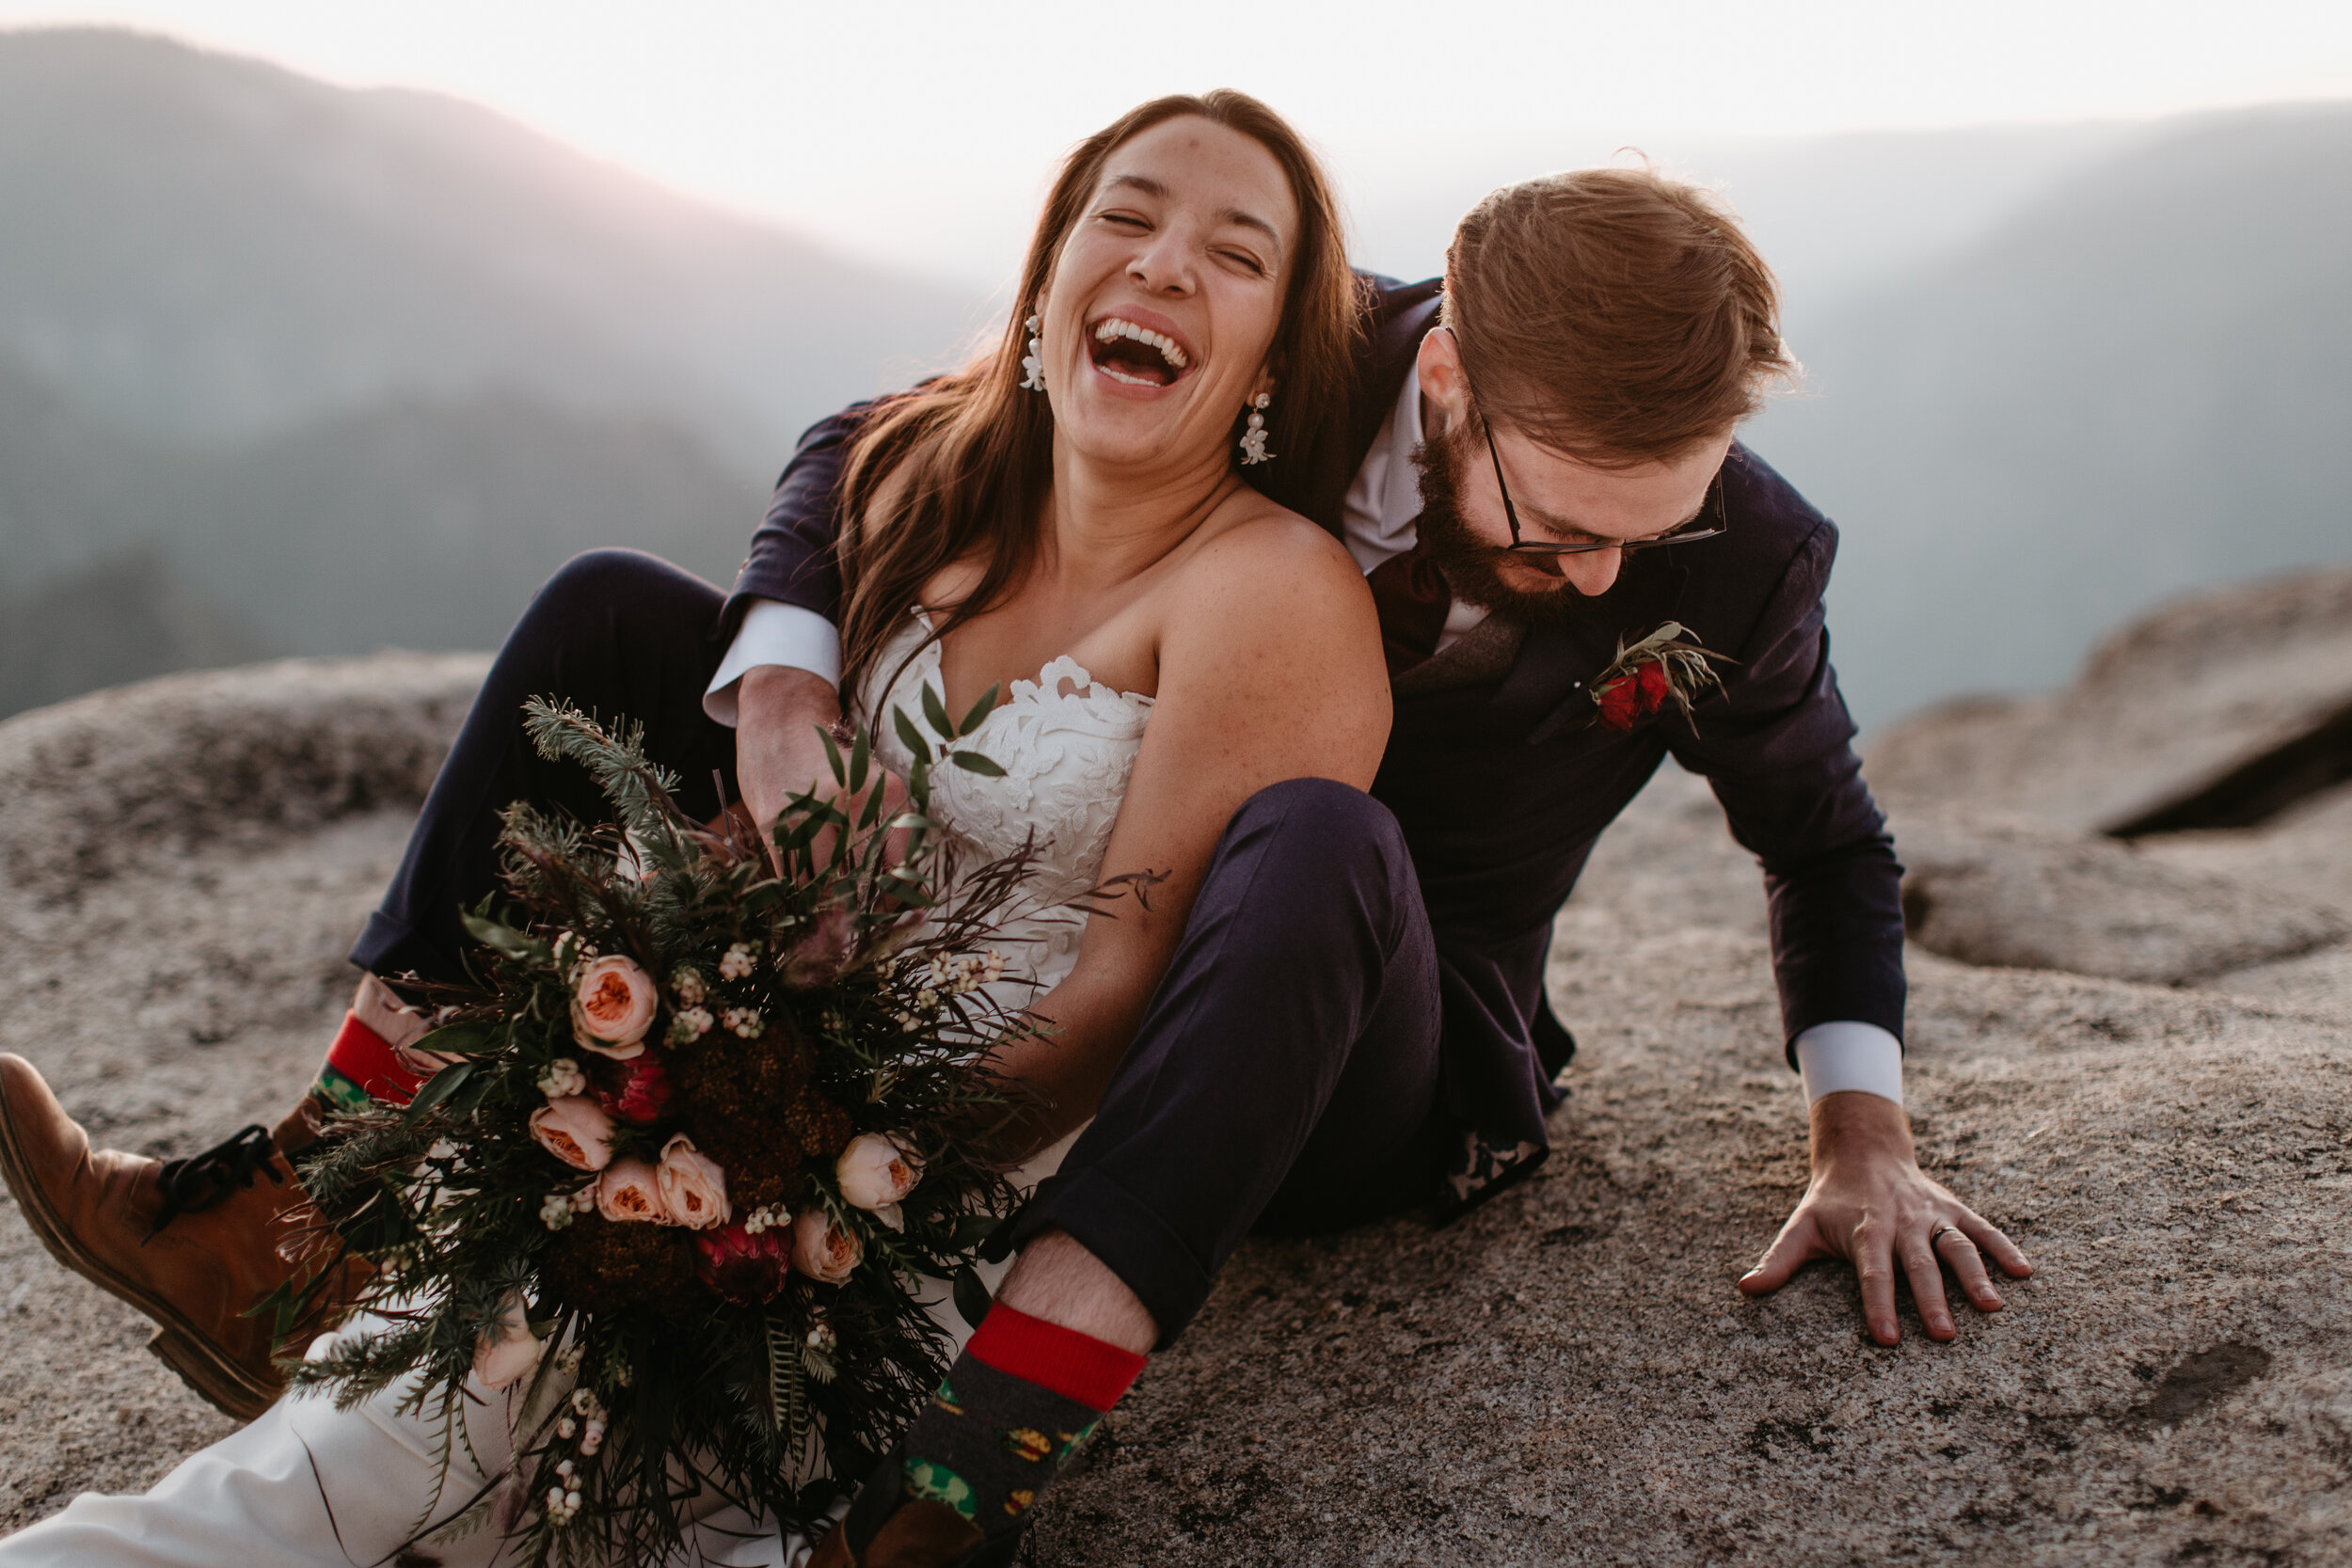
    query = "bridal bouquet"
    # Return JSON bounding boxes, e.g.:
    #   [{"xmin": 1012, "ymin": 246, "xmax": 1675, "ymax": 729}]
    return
[{"xmin": 284, "ymin": 691, "xmax": 1057, "ymax": 1565}]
